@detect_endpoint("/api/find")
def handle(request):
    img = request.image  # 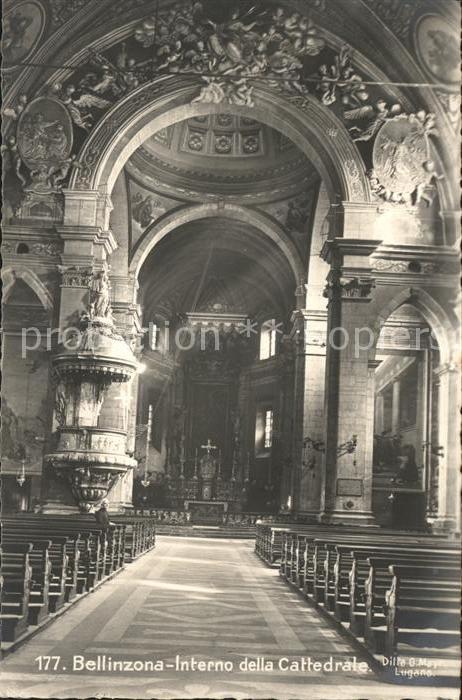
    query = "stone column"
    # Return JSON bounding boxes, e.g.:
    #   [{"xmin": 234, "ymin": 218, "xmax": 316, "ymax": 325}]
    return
[
  {"xmin": 431, "ymin": 363, "xmax": 460, "ymax": 533},
  {"xmin": 375, "ymin": 394, "xmax": 384, "ymax": 434},
  {"xmin": 366, "ymin": 360, "xmax": 381, "ymax": 481},
  {"xmin": 319, "ymin": 238, "xmax": 379, "ymax": 526},
  {"xmin": 277, "ymin": 344, "xmax": 294, "ymax": 512},
  {"xmin": 391, "ymin": 380, "xmax": 401, "ymax": 434},
  {"xmin": 296, "ymin": 310, "xmax": 327, "ymax": 520},
  {"xmin": 286, "ymin": 313, "xmax": 305, "ymax": 514}
]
